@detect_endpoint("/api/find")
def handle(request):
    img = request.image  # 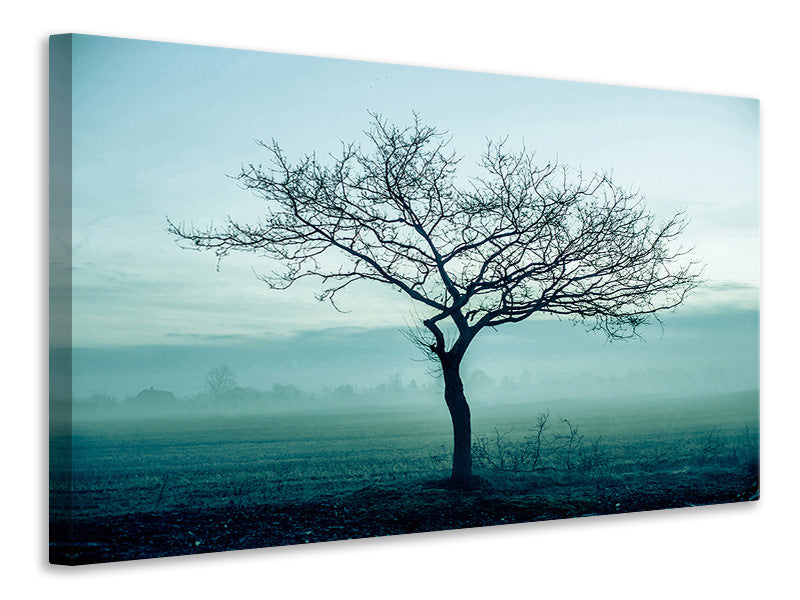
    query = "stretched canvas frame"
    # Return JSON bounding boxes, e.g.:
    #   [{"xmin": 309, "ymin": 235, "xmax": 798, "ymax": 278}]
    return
[{"xmin": 49, "ymin": 34, "xmax": 760, "ymax": 565}]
